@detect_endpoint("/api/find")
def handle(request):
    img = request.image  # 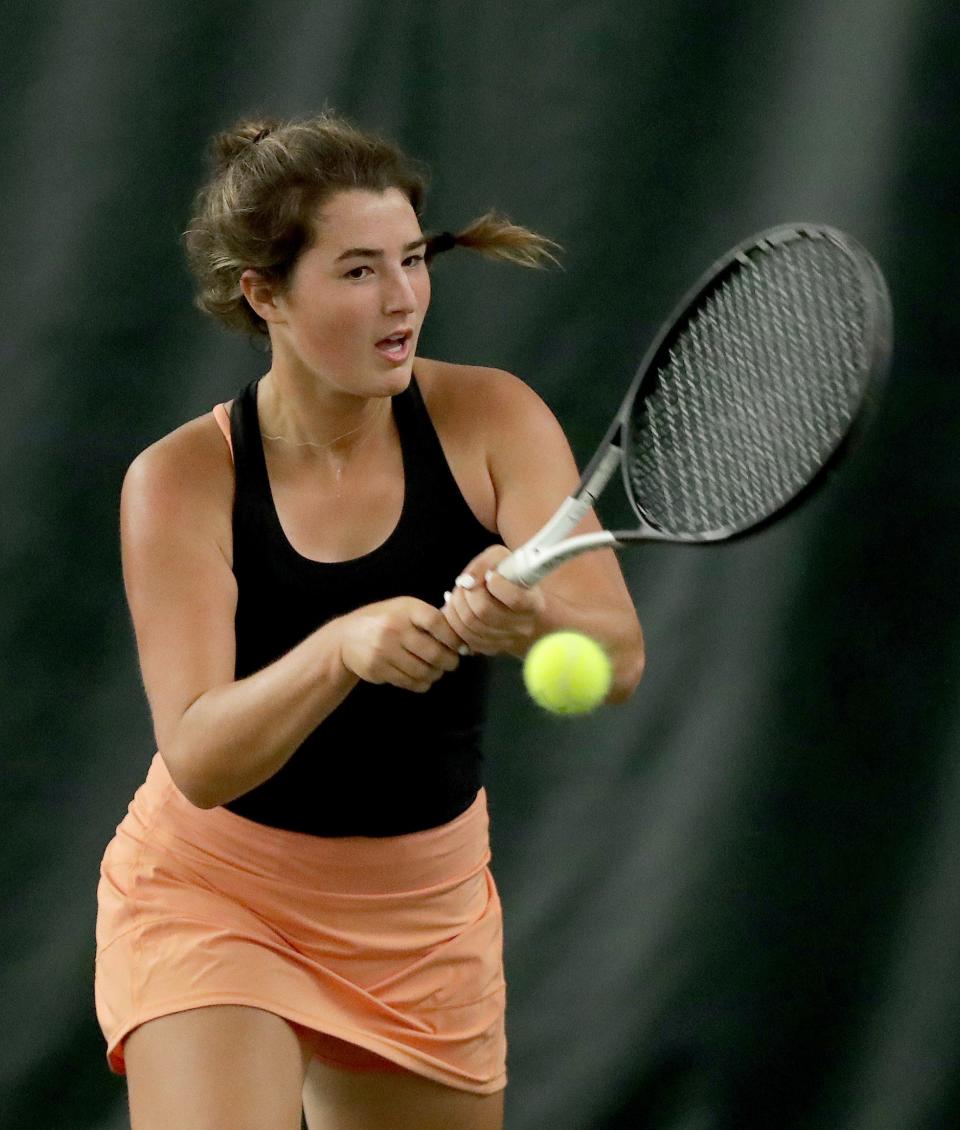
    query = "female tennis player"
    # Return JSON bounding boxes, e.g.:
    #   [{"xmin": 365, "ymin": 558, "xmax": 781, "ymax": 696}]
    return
[{"xmin": 94, "ymin": 111, "xmax": 644, "ymax": 1130}]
